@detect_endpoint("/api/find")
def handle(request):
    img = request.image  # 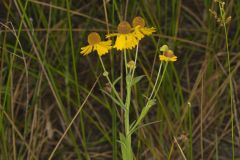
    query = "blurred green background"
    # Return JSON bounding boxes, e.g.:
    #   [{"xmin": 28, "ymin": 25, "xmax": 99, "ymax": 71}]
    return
[{"xmin": 0, "ymin": 0, "xmax": 240, "ymax": 159}]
